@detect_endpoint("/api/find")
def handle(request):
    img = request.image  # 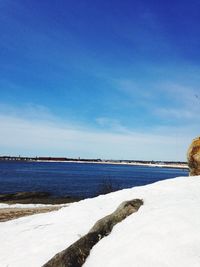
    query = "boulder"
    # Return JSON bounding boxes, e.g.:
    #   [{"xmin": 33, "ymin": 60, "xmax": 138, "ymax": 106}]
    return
[{"xmin": 187, "ymin": 136, "xmax": 200, "ymax": 176}]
